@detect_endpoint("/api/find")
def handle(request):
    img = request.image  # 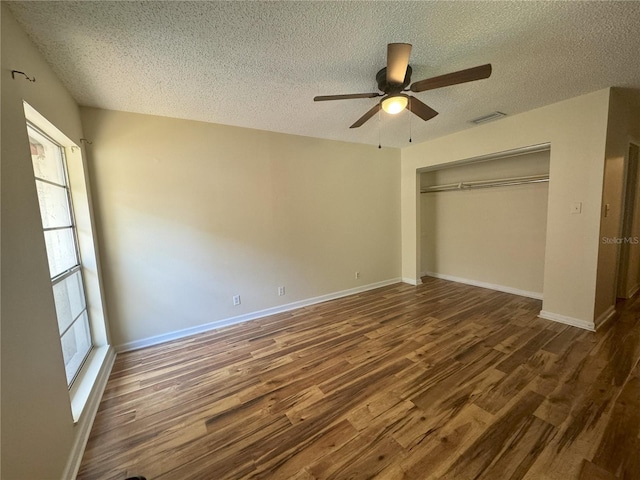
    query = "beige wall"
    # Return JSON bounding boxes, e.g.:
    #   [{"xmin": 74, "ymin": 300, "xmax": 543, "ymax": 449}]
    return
[
  {"xmin": 402, "ymin": 89, "xmax": 611, "ymax": 328},
  {"xmin": 595, "ymin": 89, "xmax": 640, "ymax": 320},
  {"xmin": 420, "ymin": 151, "xmax": 550, "ymax": 296},
  {"xmin": 80, "ymin": 108, "xmax": 401, "ymax": 348},
  {"xmin": 1, "ymin": 4, "xmax": 107, "ymax": 479}
]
